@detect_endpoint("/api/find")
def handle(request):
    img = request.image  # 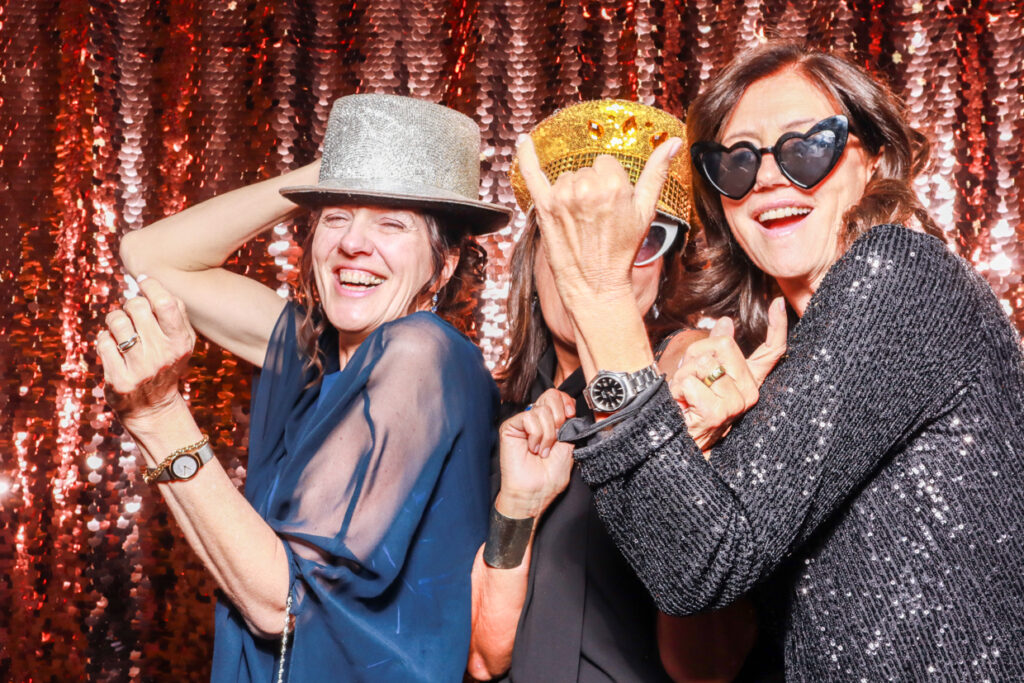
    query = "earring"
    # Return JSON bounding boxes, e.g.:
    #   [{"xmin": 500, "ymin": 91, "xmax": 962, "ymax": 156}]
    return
[
  {"xmin": 431, "ymin": 292, "xmax": 439, "ymax": 313},
  {"xmin": 651, "ymin": 303, "xmax": 660, "ymax": 320}
]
